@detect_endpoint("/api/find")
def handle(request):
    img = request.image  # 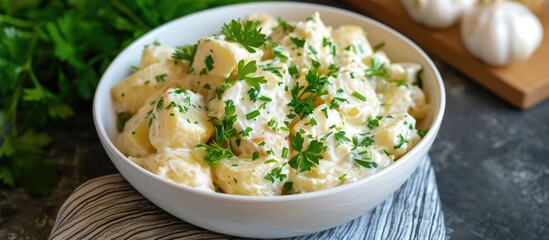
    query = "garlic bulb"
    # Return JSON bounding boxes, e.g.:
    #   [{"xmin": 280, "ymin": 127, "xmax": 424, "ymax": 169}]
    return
[
  {"xmin": 461, "ymin": 0, "xmax": 543, "ymax": 66},
  {"xmin": 400, "ymin": 0, "xmax": 477, "ymax": 28}
]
